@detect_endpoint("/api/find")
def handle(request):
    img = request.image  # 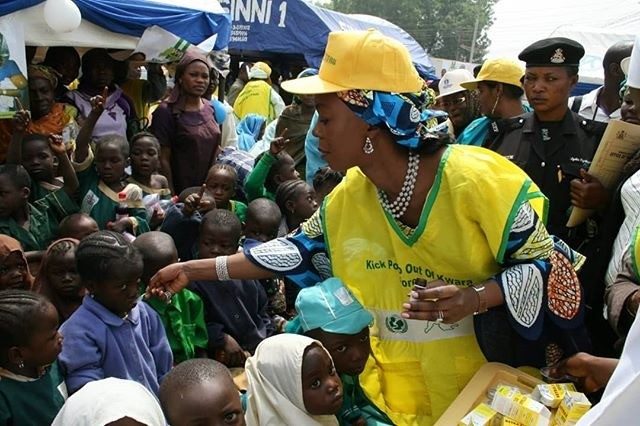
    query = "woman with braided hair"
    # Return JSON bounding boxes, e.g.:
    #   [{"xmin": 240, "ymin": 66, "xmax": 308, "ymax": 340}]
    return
[
  {"xmin": 150, "ymin": 30, "xmax": 588, "ymax": 424},
  {"xmin": 0, "ymin": 290, "xmax": 66, "ymax": 425},
  {"xmin": 58, "ymin": 231, "xmax": 172, "ymax": 396}
]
